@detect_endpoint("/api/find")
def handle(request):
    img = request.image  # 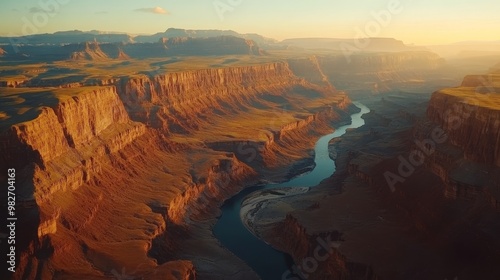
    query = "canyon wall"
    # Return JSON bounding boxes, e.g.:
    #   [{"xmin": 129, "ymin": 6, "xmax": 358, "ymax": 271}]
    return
[
  {"xmin": 1, "ymin": 87, "xmax": 146, "ymax": 202},
  {"xmin": 425, "ymin": 79, "xmax": 500, "ymax": 209},
  {"xmin": 271, "ymin": 214, "xmax": 378, "ymax": 280},
  {"xmin": 118, "ymin": 62, "xmax": 302, "ymax": 131},
  {"xmin": 427, "ymin": 88, "xmax": 500, "ymax": 167}
]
